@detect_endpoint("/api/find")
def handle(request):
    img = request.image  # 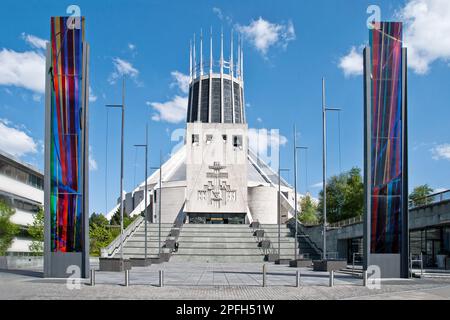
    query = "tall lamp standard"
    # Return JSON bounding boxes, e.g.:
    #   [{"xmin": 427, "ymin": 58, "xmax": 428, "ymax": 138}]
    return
[
  {"xmin": 106, "ymin": 77, "xmax": 126, "ymax": 266},
  {"xmin": 134, "ymin": 123, "xmax": 149, "ymax": 261},
  {"xmin": 150, "ymin": 150, "xmax": 163, "ymax": 258},
  {"xmin": 293, "ymin": 124, "xmax": 308, "ymax": 261},
  {"xmin": 322, "ymin": 77, "xmax": 341, "ymax": 260},
  {"xmin": 277, "ymin": 137, "xmax": 290, "ymax": 261}
]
